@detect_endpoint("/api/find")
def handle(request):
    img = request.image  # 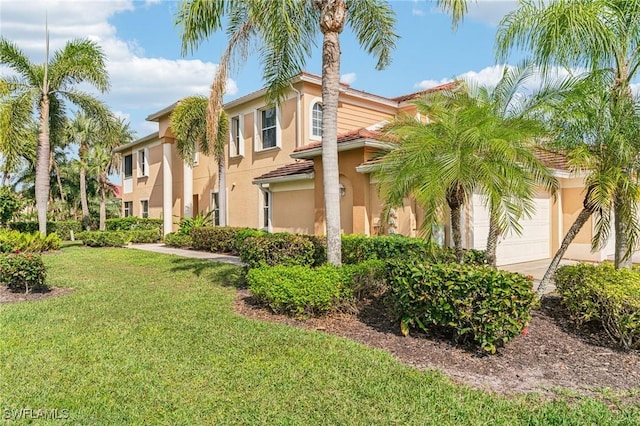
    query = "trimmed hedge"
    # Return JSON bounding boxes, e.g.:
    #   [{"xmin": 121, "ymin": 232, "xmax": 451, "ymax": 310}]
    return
[
  {"xmin": 247, "ymin": 265, "xmax": 351, "ymax": 317},
  {"xmin": 8, "ymin": 220, "xmax": 83, "ymax": 240},
  {"xmin": 128, "ymin": 229, "xmax": 162, "ymax": 243},
  {"xmin": 0, "ymin": 230, "xmax": 61, "ymax": 253},
  {"xmin": 239, "ymin": 234, "xmax": 316, "ymax": 268},
  {"xmin": 556, "ymin": 263, "xmax": 640, "ymax": 350},
  {"xmin": 191, "ymin": 227, "xmax": 250, "ymax": 254},
  {"xmin": 105, "ymin": 217, "xmax": 163, "ymax": 232},
  {"xmin": 164, "ymin": 232, "xmax": 192, "ymax": 248},
  {"xmin": 386, "ymin": 260, "xmax": 535, "ymax": 353},
  {"xmin": 78, "ymin": 229, "xmax": 161, "ymax": 247},
  {"xmin": 341, "ymin": 234, "xmax": 486, "ymax": 265},
  {"xmin": 0, "ymin": 253, "xmax": 47, "ymax": 293}
]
